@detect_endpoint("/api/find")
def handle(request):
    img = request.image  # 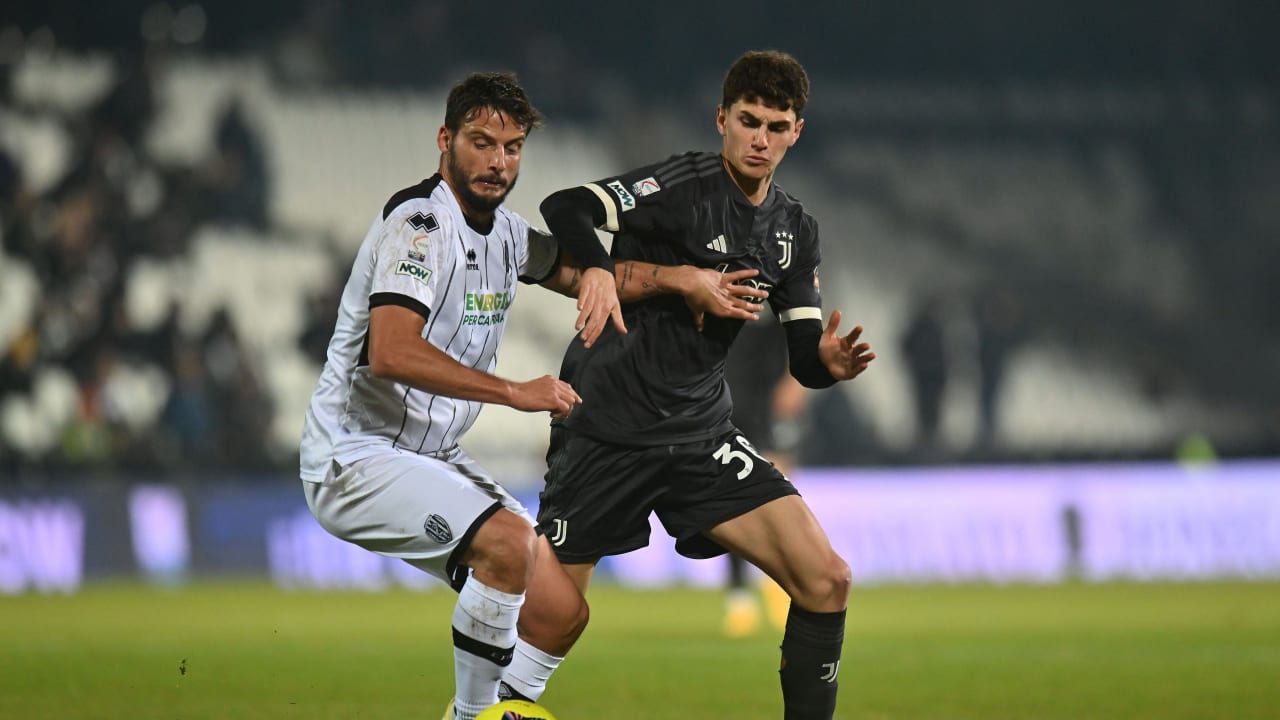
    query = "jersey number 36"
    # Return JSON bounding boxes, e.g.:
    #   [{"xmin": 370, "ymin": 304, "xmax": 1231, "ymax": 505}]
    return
[{"xmin": 714, "ymin": 436, "xmax": 765, "ymax": 480}]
